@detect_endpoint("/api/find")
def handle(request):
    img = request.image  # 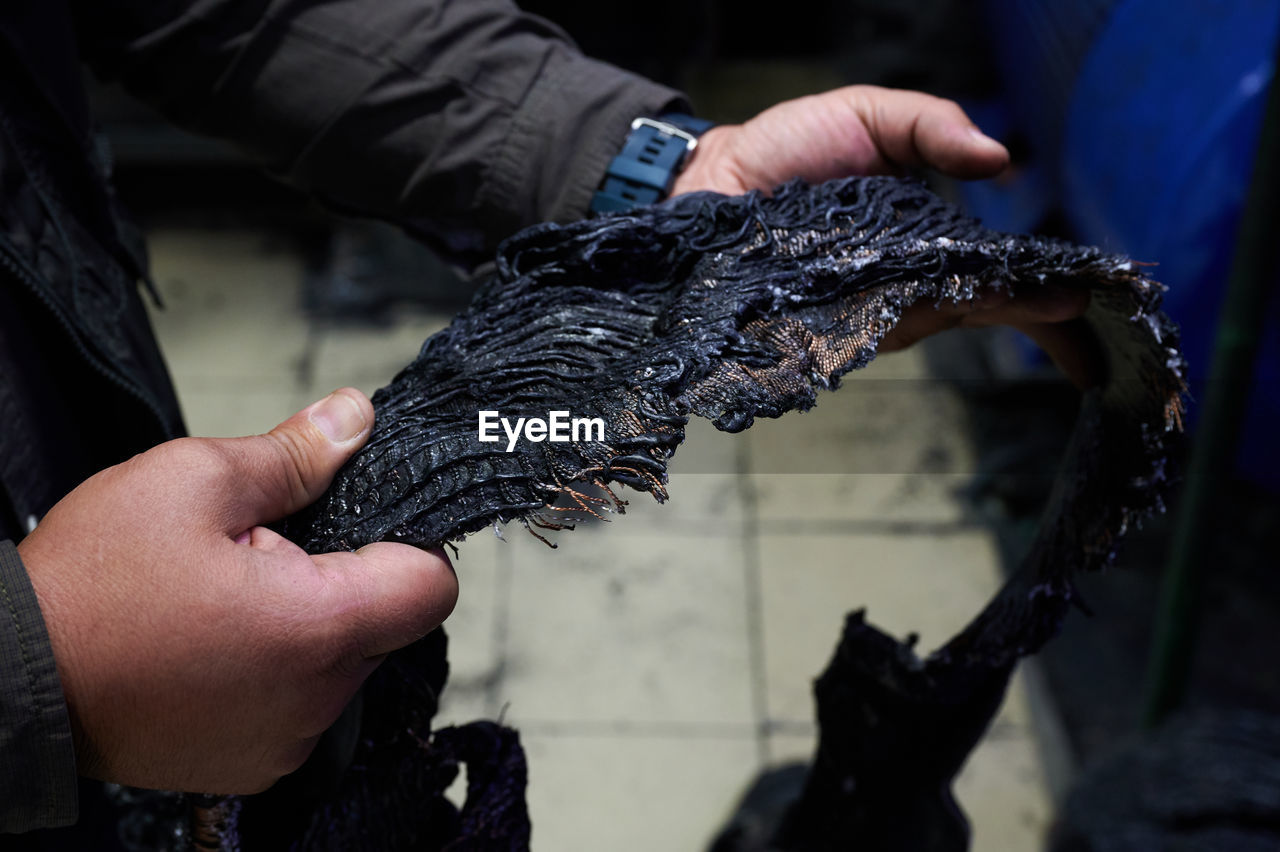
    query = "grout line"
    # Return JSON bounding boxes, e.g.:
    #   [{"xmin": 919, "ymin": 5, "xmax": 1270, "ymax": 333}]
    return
[
  {"xmin": 527, "ymin": 516, "xmax": 747, "ymax": 539},
  {"xmin": 740, "ymin": 442, "xmax": 772, "ymax": 766},
  {"xmin": 296, "ymin": 315, "xmax": 323, "ymax": 394},
  {"xmin": 761, "ymin": 719, "xmax": 818, "ymax": 736},
  {"xmin": 508, "ymin": 720, "xmax": 765, "ymax": 739},
  {"xmin": 1020, "ymin": 658, "xmax": 1078, "ymax": 805},
  {"xmin": 486, "ymin": 533, "xmax": 513, "ymax": 719},
  {"xmin": 755, "ymin": 518, "xmax": 983, "ymax": 536},
  {"xmin": 166, "ymin": 374, "xmax": 321, "ymax": 392}
]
